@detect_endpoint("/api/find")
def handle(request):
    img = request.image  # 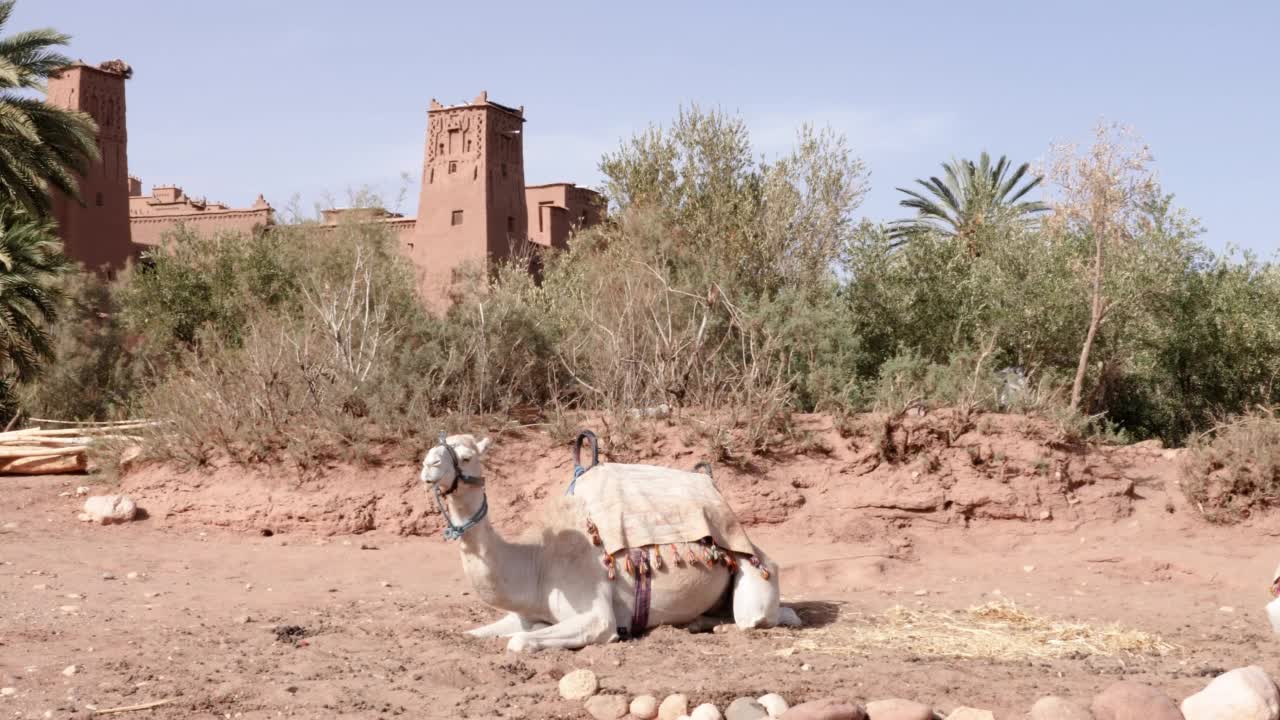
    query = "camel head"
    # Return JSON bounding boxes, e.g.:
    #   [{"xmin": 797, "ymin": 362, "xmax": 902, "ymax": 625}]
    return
[{"xmin": 420, "ymin": 433, "xmax": 491, "ymax": 494}]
